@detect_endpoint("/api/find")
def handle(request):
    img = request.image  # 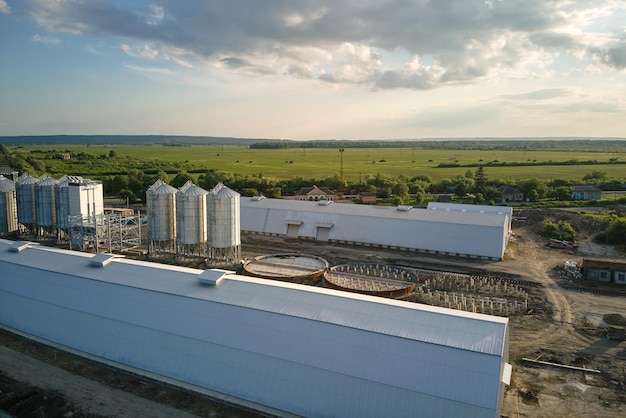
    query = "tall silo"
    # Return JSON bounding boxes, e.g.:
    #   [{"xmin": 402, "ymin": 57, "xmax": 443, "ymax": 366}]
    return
[
  {"xmin": 207, "ymin": 182, "xmax": 241, "ymax": 262},
  {"xmin": 16, "ymin": 173, "xmax": 40, "ymax": 231},
  {"xmin": 35, "ymin": 176, "xmax": 59, "ymax": 233},
  {"xmin": 0, "ymin": 175, "xmax": 18, "ymax": 235},
  {"xmin": 147, "ymin": 180, "xmax": 177, "ymax": 255},
  {"xmin": 55, "ymin": 175, "xmax": 84, "ymax": 231},
  {"xmin": 176, "ymin": 180, "xmax": 208, "ymax": 258}
]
